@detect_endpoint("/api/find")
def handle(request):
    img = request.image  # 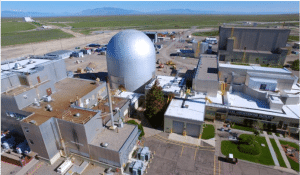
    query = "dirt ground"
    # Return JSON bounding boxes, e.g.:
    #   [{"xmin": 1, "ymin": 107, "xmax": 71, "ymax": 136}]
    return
[{"xmin": 1, "ymin": 30, "xmax": 120, "ymax": 61}]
